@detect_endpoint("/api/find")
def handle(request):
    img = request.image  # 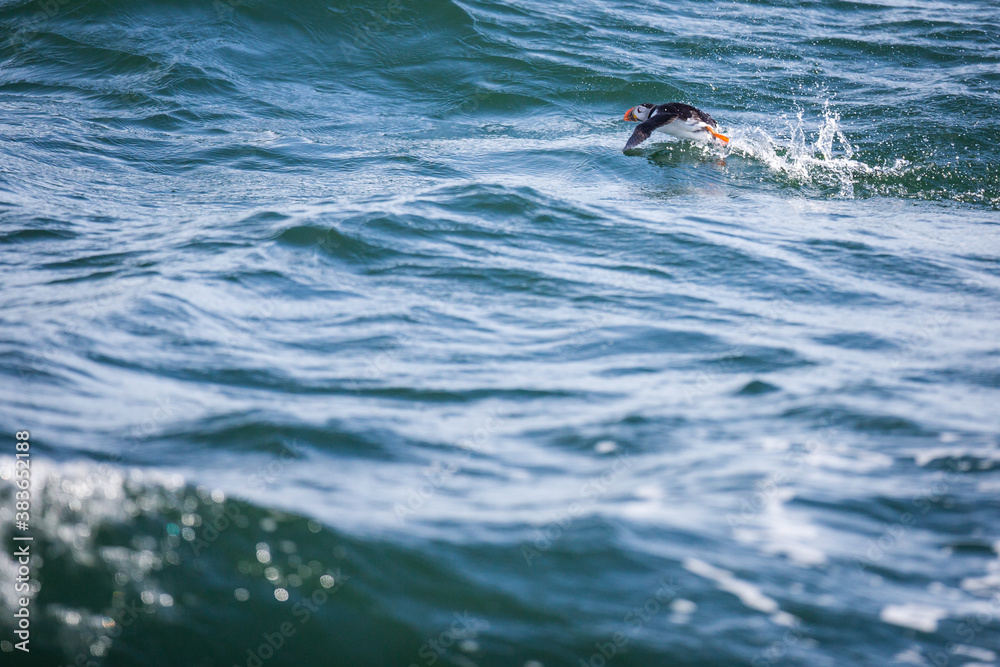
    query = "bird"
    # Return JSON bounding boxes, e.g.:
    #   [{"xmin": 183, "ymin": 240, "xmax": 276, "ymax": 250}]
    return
[{"xmin": 622, "ymin": 103, "xmax": 729, "ymax": 151}]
